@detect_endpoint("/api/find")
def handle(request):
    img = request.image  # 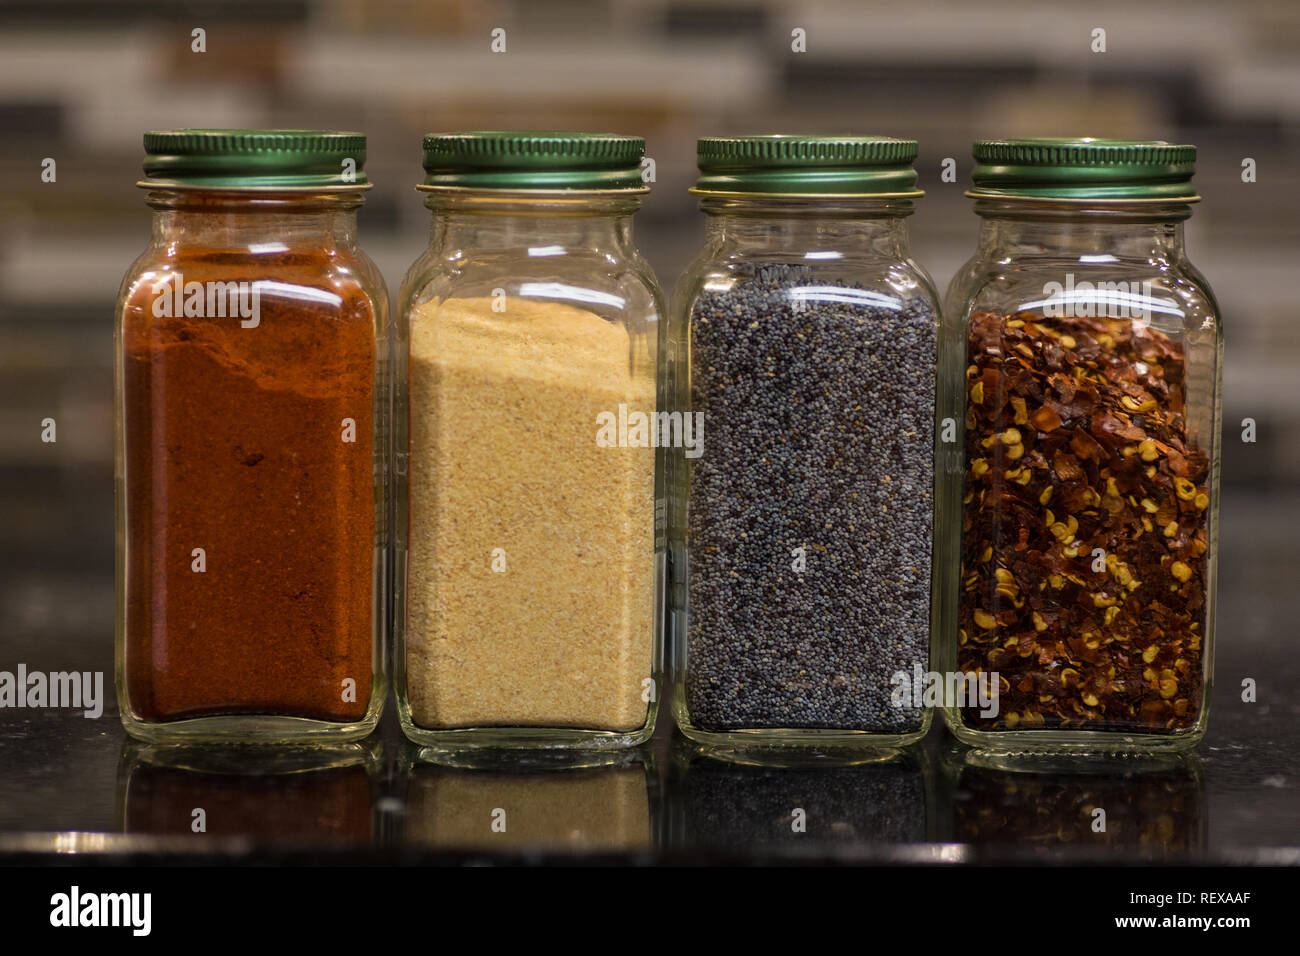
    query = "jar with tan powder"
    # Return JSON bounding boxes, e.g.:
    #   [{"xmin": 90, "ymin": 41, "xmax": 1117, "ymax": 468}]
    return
[{"xmin": 395, "ymin": 132, "xmax": 665, "ymax": 748}]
